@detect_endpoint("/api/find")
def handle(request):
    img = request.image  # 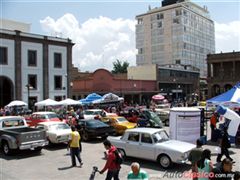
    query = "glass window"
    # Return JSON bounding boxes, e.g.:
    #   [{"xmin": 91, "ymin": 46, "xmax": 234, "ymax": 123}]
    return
[
  {"xmin": 0, "ymin": 47, "xmax": 8, "ymax": 65},
  {"xmin": 128, "ymin": 132, "xmax": 139, "ymax": 142},
  {"xmin": 54, "ymin": 53, "xmax": 62, "ymax": 68},
  {"xmin": 141, "ymin": 133, "xmax": 152, "ymax": 144},
  {"xmin": 54, "ymin": 76, "xmax": 62, "ymax": 89},
  {"xmin": 28, "ymin": 50, "xmax": 37, "ymax": 66},
  {"xmin": 28, "ymin": 74, "xmax": 37, "ymax": 89}
]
